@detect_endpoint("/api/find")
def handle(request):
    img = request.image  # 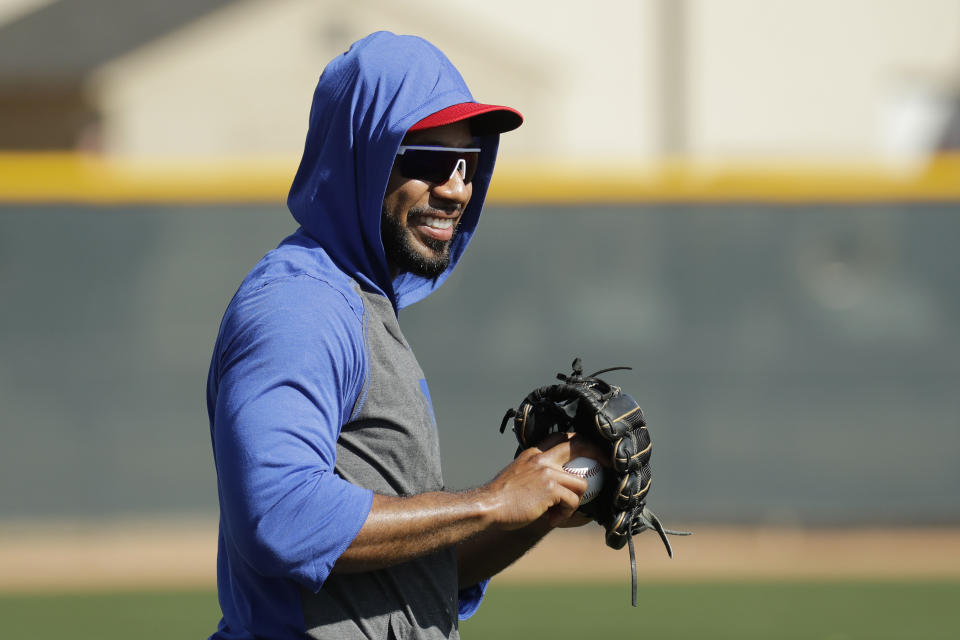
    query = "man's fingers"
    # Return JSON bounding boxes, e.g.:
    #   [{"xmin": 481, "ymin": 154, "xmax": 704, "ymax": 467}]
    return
[
  {"xmin": 553, "ymin": 466, "xmax": 588, "ymax": 495},
  {"xmin": 546, "ymin": 485, "xmax": 583, "ymax": 525},
  {"xmin": 489, "ymin": 445, "xmax": 594, "ymax": 530}
]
